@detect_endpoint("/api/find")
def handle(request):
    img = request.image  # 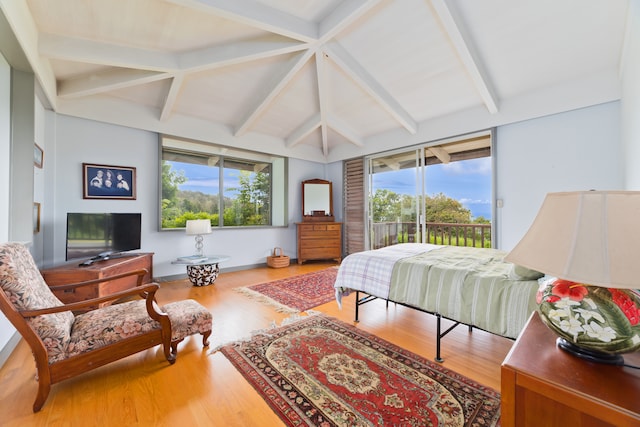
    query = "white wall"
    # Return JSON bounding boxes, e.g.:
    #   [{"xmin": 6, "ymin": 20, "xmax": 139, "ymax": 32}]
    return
[
  {"xmin": 622, "ymin": 1, "xmax": 640, "ymax": 189},
  {"xmin": 8, "ymin": 70, "xmax": 34, "ymax": 244},
  {"xmin": 496, "ymin": 102, "xmax": 623, "ymax": 251},
  {"xmin": 0, "ymin": 52, "xmax": 14, "ymax": 363},
  {"xmin": 31, "ymin": 95, "xmax": 46, "ymax": 265},
  {"xmin": 48, "ymin": 102, "xmax": 624, "ymax": 275},
  {"xmin": 0, "ymin": 54, "xmax": 9, "ymax": 243},
  {"xmin": 47, "ymin": 115, "xmax": 334, "ymax": 277}
]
